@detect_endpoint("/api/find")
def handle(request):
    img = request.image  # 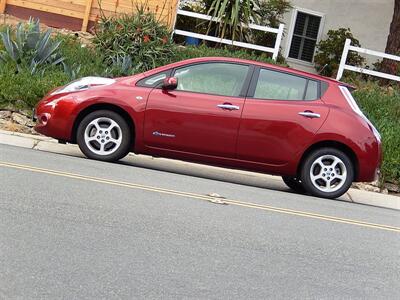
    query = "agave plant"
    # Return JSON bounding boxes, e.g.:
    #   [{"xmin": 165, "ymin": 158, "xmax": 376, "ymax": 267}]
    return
[
  {"xmin": 63, "ymin": 62, "xmax": 81, "ymax": 80},
  {"xmin": 103, "ymin": 55, "xmax": 141, "ymax": 77},
  {"xmin": 0, "ymin": 18, "xmax": 65, "ymax": 74}
]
